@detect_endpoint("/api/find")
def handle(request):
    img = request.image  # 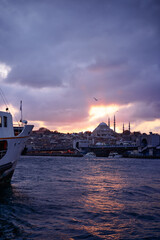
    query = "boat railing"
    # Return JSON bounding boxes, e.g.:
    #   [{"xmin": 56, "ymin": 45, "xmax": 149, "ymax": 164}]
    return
[
  {"xmin": 13, "ymin": 125, "xmax": 24, "ymax": 136},
  {"xmin": 13, "ymin": 124, "xmax": 23, "ymax": 127}
]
